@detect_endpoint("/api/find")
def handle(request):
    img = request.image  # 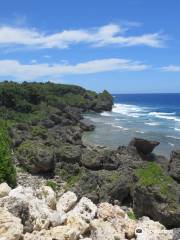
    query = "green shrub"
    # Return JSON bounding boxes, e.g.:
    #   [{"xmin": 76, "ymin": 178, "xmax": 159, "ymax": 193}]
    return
[
  {"xmin": 46, "ymin": 180, "xmax": 58, "ymax": 191},
  {"xmin": 0, "ymin": 121, "xmax": 16, "ymax": 187},
  {"xmin": 127, "ymin": 210, "xmax": 137, "ymax": 220}
]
